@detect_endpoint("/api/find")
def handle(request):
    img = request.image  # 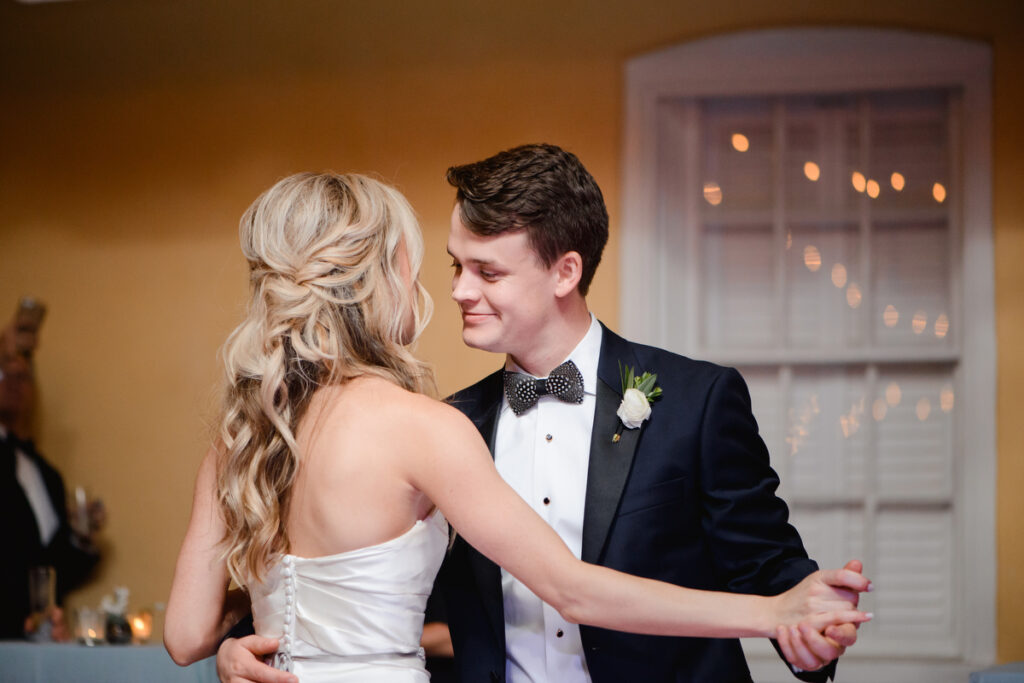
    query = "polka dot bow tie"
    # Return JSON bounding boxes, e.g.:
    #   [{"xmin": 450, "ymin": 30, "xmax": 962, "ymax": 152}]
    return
[{"xmin": 503, "ymin": 360, "xmax": 585, "ymax": 416}]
